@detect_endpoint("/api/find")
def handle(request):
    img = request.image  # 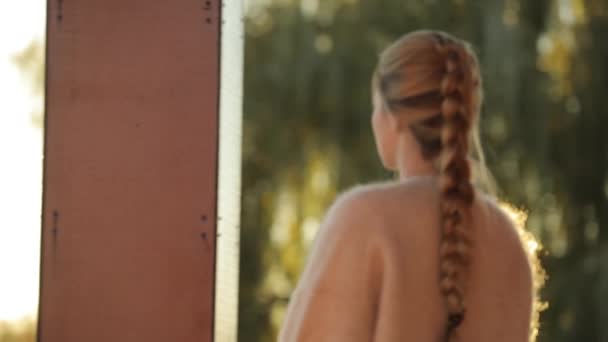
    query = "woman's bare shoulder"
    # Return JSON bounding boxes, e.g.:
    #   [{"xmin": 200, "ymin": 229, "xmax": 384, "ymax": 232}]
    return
[
  {"xmin": 476, "ymin": 193, "xmax": 531, "ymax": 253},
  {"xmin": 334, "ymin": 177, "xmax": 439, "ymax": 208},
  {"xmin": 329, "ymin": 178, "xmax": 529, "ymax": 249},
  {"xmin": 318, "ymin": 181, "xmax": 417, "ymax": 236},
  {"xmin": 323, "ymin": 178, "xmax": 442, "ymax": 243},
  {"xmin": 338, "ymin": 180, "xmax": 533, "ymax": 261}
]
